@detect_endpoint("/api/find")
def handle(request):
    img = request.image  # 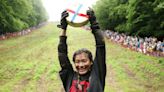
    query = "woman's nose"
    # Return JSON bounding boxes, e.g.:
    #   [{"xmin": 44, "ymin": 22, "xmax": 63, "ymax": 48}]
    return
[{"xmin": 78, "ymin": 62, "xmax": 84, "ymax": 67}]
